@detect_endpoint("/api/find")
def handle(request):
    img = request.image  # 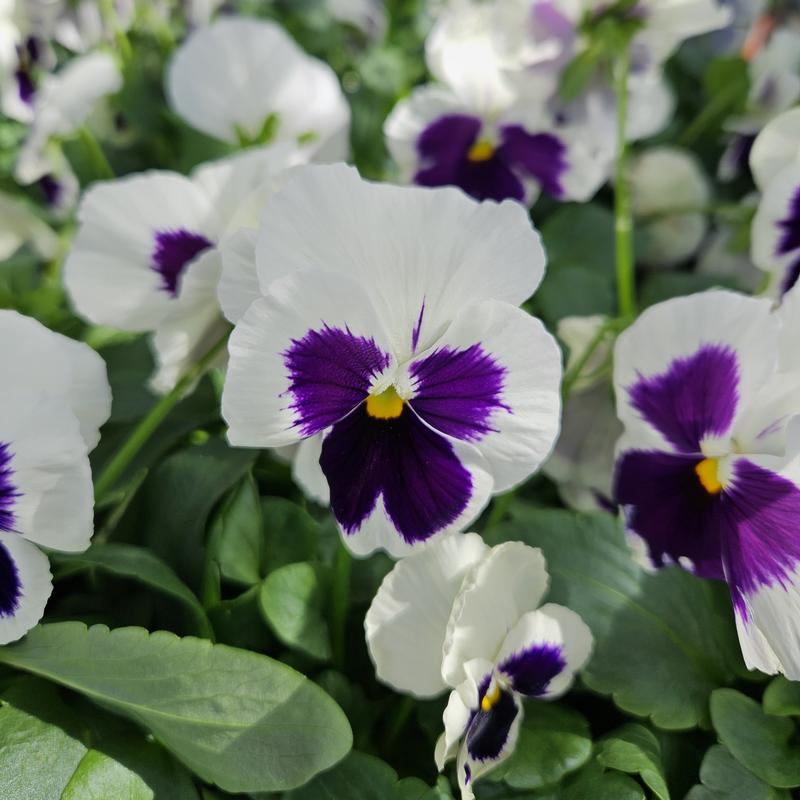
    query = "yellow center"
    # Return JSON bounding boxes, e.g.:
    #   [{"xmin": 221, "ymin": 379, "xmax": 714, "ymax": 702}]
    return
[
  {"xmin": 481, "ymin": 684, "xmax": 501, "ymax": 713},
  {"xmin": 695, "ymin": 457, "xmax": 724, "ymax": 494},
  {"xmin": 467, "ymin": 139, "xmax": 495, "ymax": 162},
  {"xmin": 365, "ymin": 386, "xmax": 404, "ymax": 419}
]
